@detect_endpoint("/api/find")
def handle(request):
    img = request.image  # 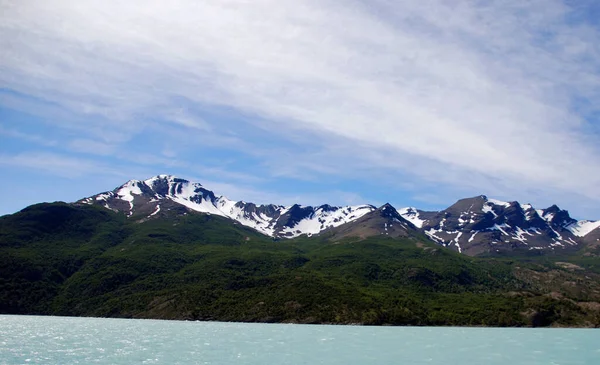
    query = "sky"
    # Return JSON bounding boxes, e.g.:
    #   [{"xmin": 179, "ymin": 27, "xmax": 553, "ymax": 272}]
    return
[{"xmin": 1, "ymin": 0, "xmax": 600, "ymax": 219}]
